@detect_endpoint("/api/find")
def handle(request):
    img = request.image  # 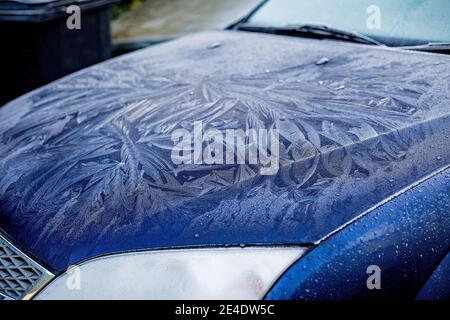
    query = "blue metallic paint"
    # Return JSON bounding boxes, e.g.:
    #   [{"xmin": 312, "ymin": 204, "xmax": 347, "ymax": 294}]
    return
[
  {"xmin": 0, "ymin": 31, "xmax": 449, "ymax": 273},
  {"xmin": 265, "ymin": 168, "xmax": 450, "ymax": 299},
  {"xmin": 416, "ymin": 250, "xmax": 450, "ymax": 300}
]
